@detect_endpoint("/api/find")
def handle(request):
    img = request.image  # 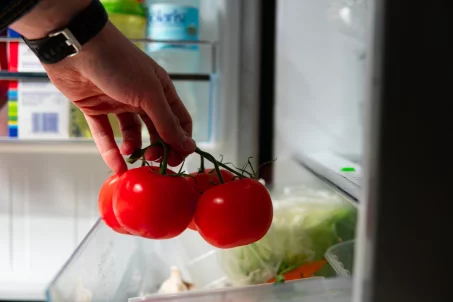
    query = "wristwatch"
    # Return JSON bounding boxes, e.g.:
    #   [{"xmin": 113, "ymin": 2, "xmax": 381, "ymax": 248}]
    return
[{"xmin": 22, "ymin": 0, "xmax": 108, "ymax": 64}]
